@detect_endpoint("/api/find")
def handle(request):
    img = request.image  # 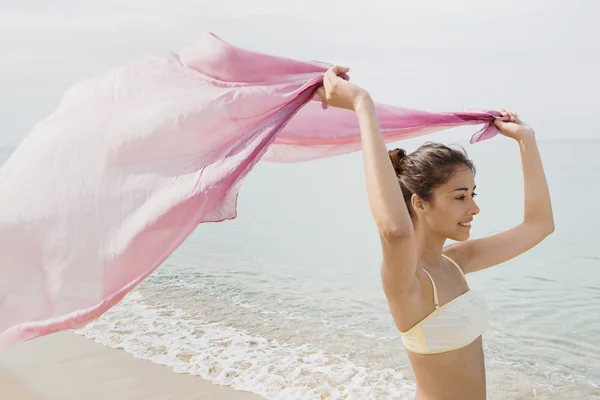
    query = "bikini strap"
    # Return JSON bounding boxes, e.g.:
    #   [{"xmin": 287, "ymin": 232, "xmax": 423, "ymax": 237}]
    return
[
  {"xmin": 442, "ymin": 254, "xmax": 467, "ymax": 282},
  {"xmin": 421, "ymin": 269, "xmax": 440, "ymax": 309}
]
